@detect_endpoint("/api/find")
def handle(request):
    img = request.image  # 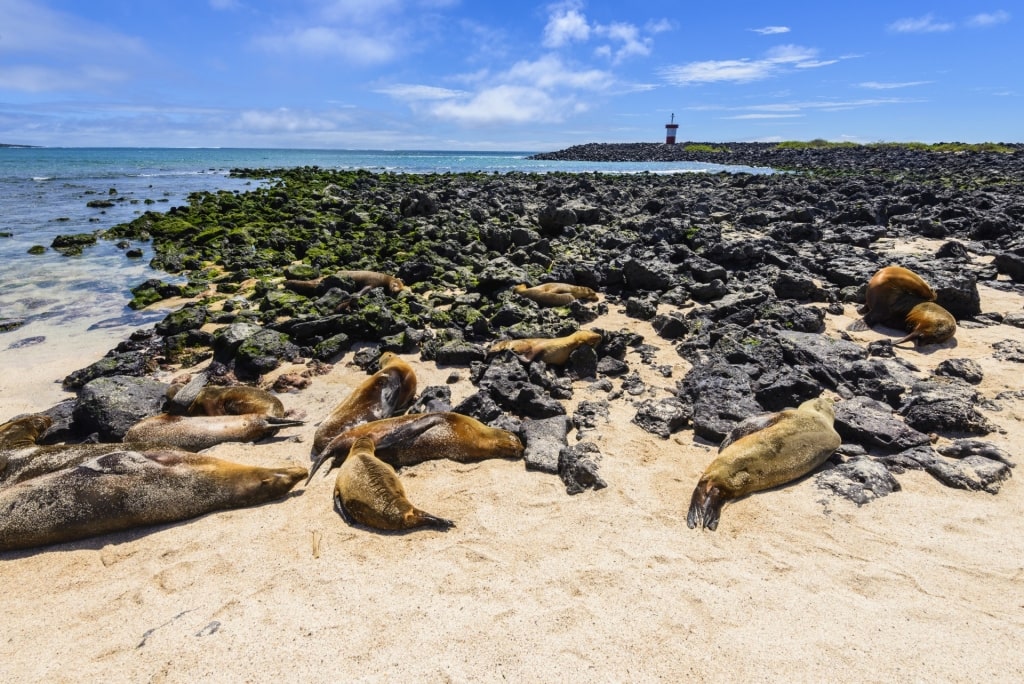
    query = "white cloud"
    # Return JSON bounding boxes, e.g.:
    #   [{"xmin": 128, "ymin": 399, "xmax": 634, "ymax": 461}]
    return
[
  {"xmin": 429, "ymin": 85, "xmax": 568, "ymax": 124},
  {"xmin": 543, "ymin": 3, "xmax": 591, "ymax": 48},
  {"xmin": 967, "ymin": 10, "xmax": 1010, "ymax": 27},
  {"xmin": 594, "ymin": 22, "xmax": 652, "ymax": 63},
  {"xmin": 645, "ymin": 19, "xmax": 673, "ymax": 34},
  {"xmin": 859, "ymin": 80, "xmax": 932, "ymax": 89},
  {"xmin": 887, "ymin": 14, "xmax": 955, "ymax": 33},
  {"xmin": 661, "ymin": 45, "xmax": 833, "ymax": 85},
  {"xmin": 751, "ymin": 26, "xmax": 791, "ymax": 35},
  {"xmin": 253, "ymin": 26, "xmax": 397, "ymax": 64},
  {"xmin": 375, "ymin": 84, "xmax": 467, "ymax": 100},
  {"xmin": 0, "ymin": 0, "xmax": 146, "ymax": 56},
  {"xmin": 0, "ymin": 65, "xmax": 129, "ymax": 92},
  {"xmin": 234, "ymin": 108, "xmax": 343, "ymax": 133},
  {"xmin": 725, "ymin": 113, "xmax": 803, "ymax": 119},
  {"xmin": 504, "ymin": 55, "xmax": 612, "ymax": 90}
]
